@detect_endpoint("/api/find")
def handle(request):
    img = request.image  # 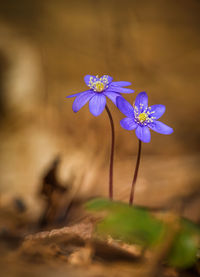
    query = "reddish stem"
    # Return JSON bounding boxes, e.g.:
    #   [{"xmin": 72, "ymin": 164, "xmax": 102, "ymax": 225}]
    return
[
  {"xmin": 105, "ymin": 105, "xmax": 115, "ymax": 200},
  {"xmin": 129, "ymin": 139, "xmax": 142, "ymax": 205}
]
